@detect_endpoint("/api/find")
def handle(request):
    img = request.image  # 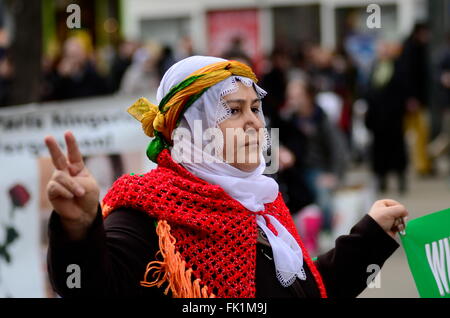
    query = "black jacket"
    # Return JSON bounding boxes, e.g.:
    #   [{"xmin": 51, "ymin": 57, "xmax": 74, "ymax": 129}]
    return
[{"xmin": 47, "ymin": 204, "xmax": 399, "ymax": 298}]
